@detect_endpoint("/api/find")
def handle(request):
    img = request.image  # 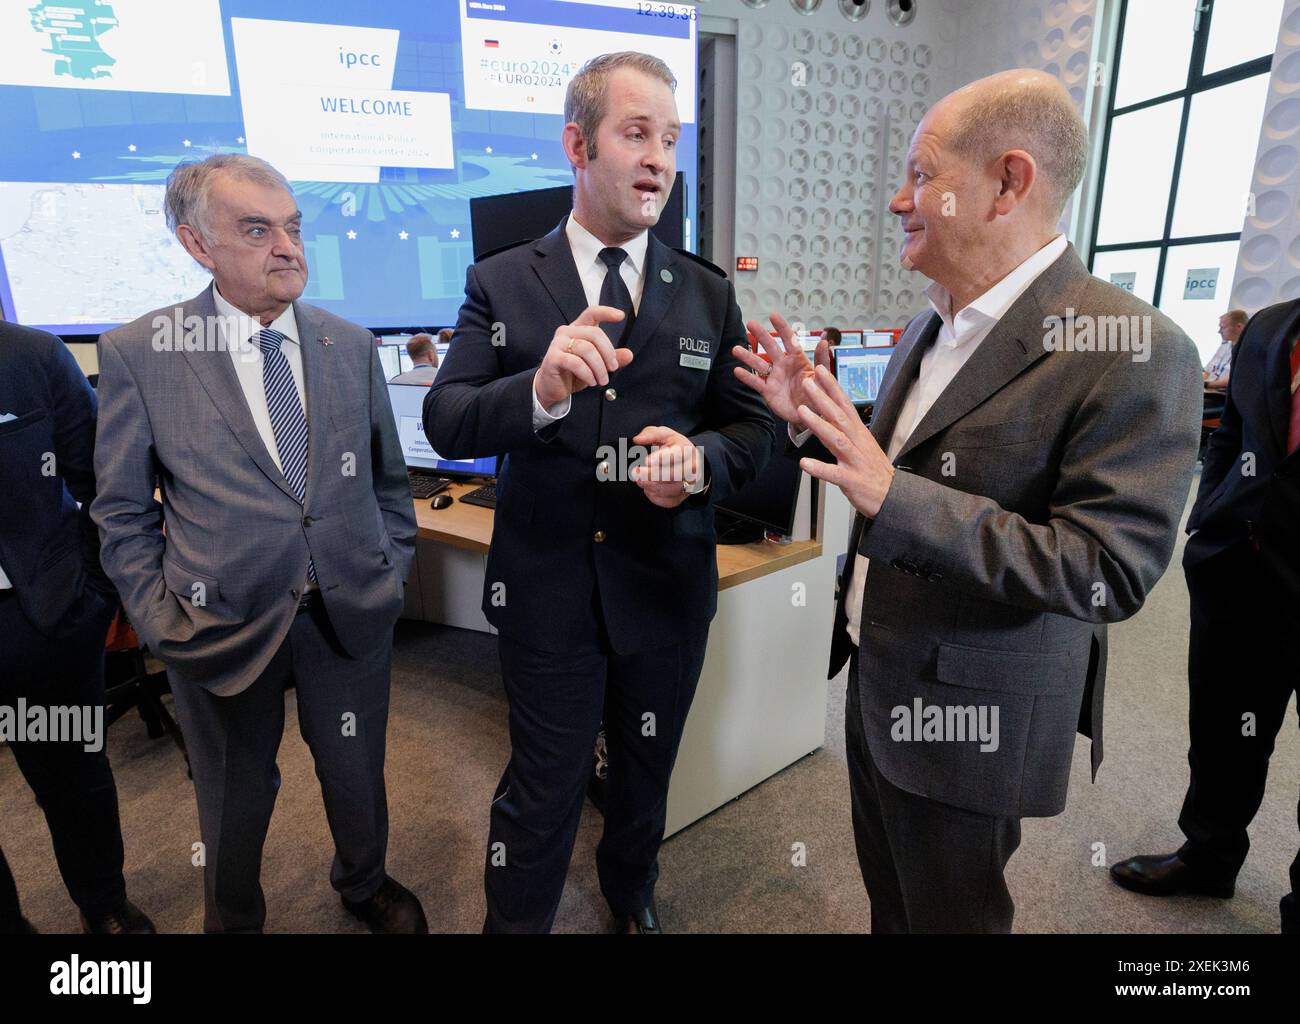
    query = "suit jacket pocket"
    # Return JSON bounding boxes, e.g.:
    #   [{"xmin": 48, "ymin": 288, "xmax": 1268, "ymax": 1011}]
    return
[
  {"xmin": 0, "ymin": 409, "xmax": 44, "ymax": 438},
  {"xmin": 161, "ymin": 553, "xmax": 223, "ymax": 608},
  {"xmin": 944, "ymin": 415, "xmax": 1046, "ymax": 449},
  {"xmin": 936, "ymin": 642, "xmax": 1077, "ymax": 695},
  {"xmin": 28, "ymin": 539, "xmax": 99, "ymax": 638}
]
